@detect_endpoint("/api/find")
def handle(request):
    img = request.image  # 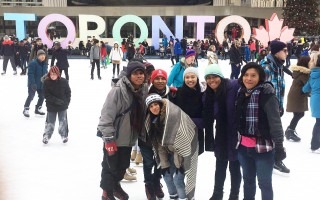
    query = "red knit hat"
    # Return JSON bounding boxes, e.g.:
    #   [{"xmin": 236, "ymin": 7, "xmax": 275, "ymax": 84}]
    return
[
  {"xmin": 48, "ymin": 66, "xmax": 60, "ymax": 79},
  {"xmin": 150, "ymin": 69, "xmax": 167, "ymax": 83}
]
